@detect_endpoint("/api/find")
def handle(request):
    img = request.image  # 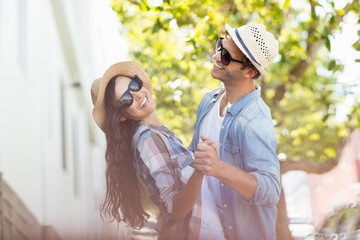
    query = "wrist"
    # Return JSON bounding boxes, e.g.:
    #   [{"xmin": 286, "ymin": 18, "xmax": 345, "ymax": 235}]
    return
[
  {"xmin": 193, "ymin": 169, "xmax": 204, "ymax": 177},
  {"xmin": 216, "ymin": 160, "xmax": 228, "ymax": 179}
]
